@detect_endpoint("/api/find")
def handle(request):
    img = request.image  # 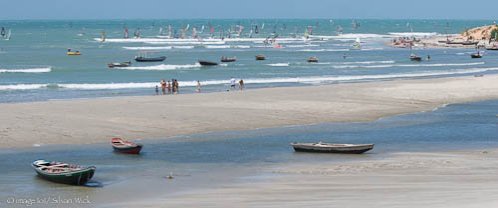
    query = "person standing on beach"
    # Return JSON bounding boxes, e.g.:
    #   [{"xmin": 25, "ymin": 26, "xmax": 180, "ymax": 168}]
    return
[
  {"xmin": 196, "ymin": 80, "xmax": 201, "ymax": 93},
  {"xmin": 230, "ymin": 77, "xmax": 236, "ymax": 90},
  {"xmin": 155, "ymin": 85, "xmax": 159, "ymax": 95},
  {"xmin": 167, "ymin": 81, "xmax": 172, "ymax": 94},
  {"xmin": 160, "ymin": 79, "xmax": 166, "ymax": 95},
  {"xmin": 239, "ymin": 79, "xmax": 244, "ymax": 91},
  {"xmin": 176, "ymin": 80, "xmax": 180, "ymax": 94},
  {"xmin": 171, "ymin": 79, "xmax": 176, "ymax": 94}
]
